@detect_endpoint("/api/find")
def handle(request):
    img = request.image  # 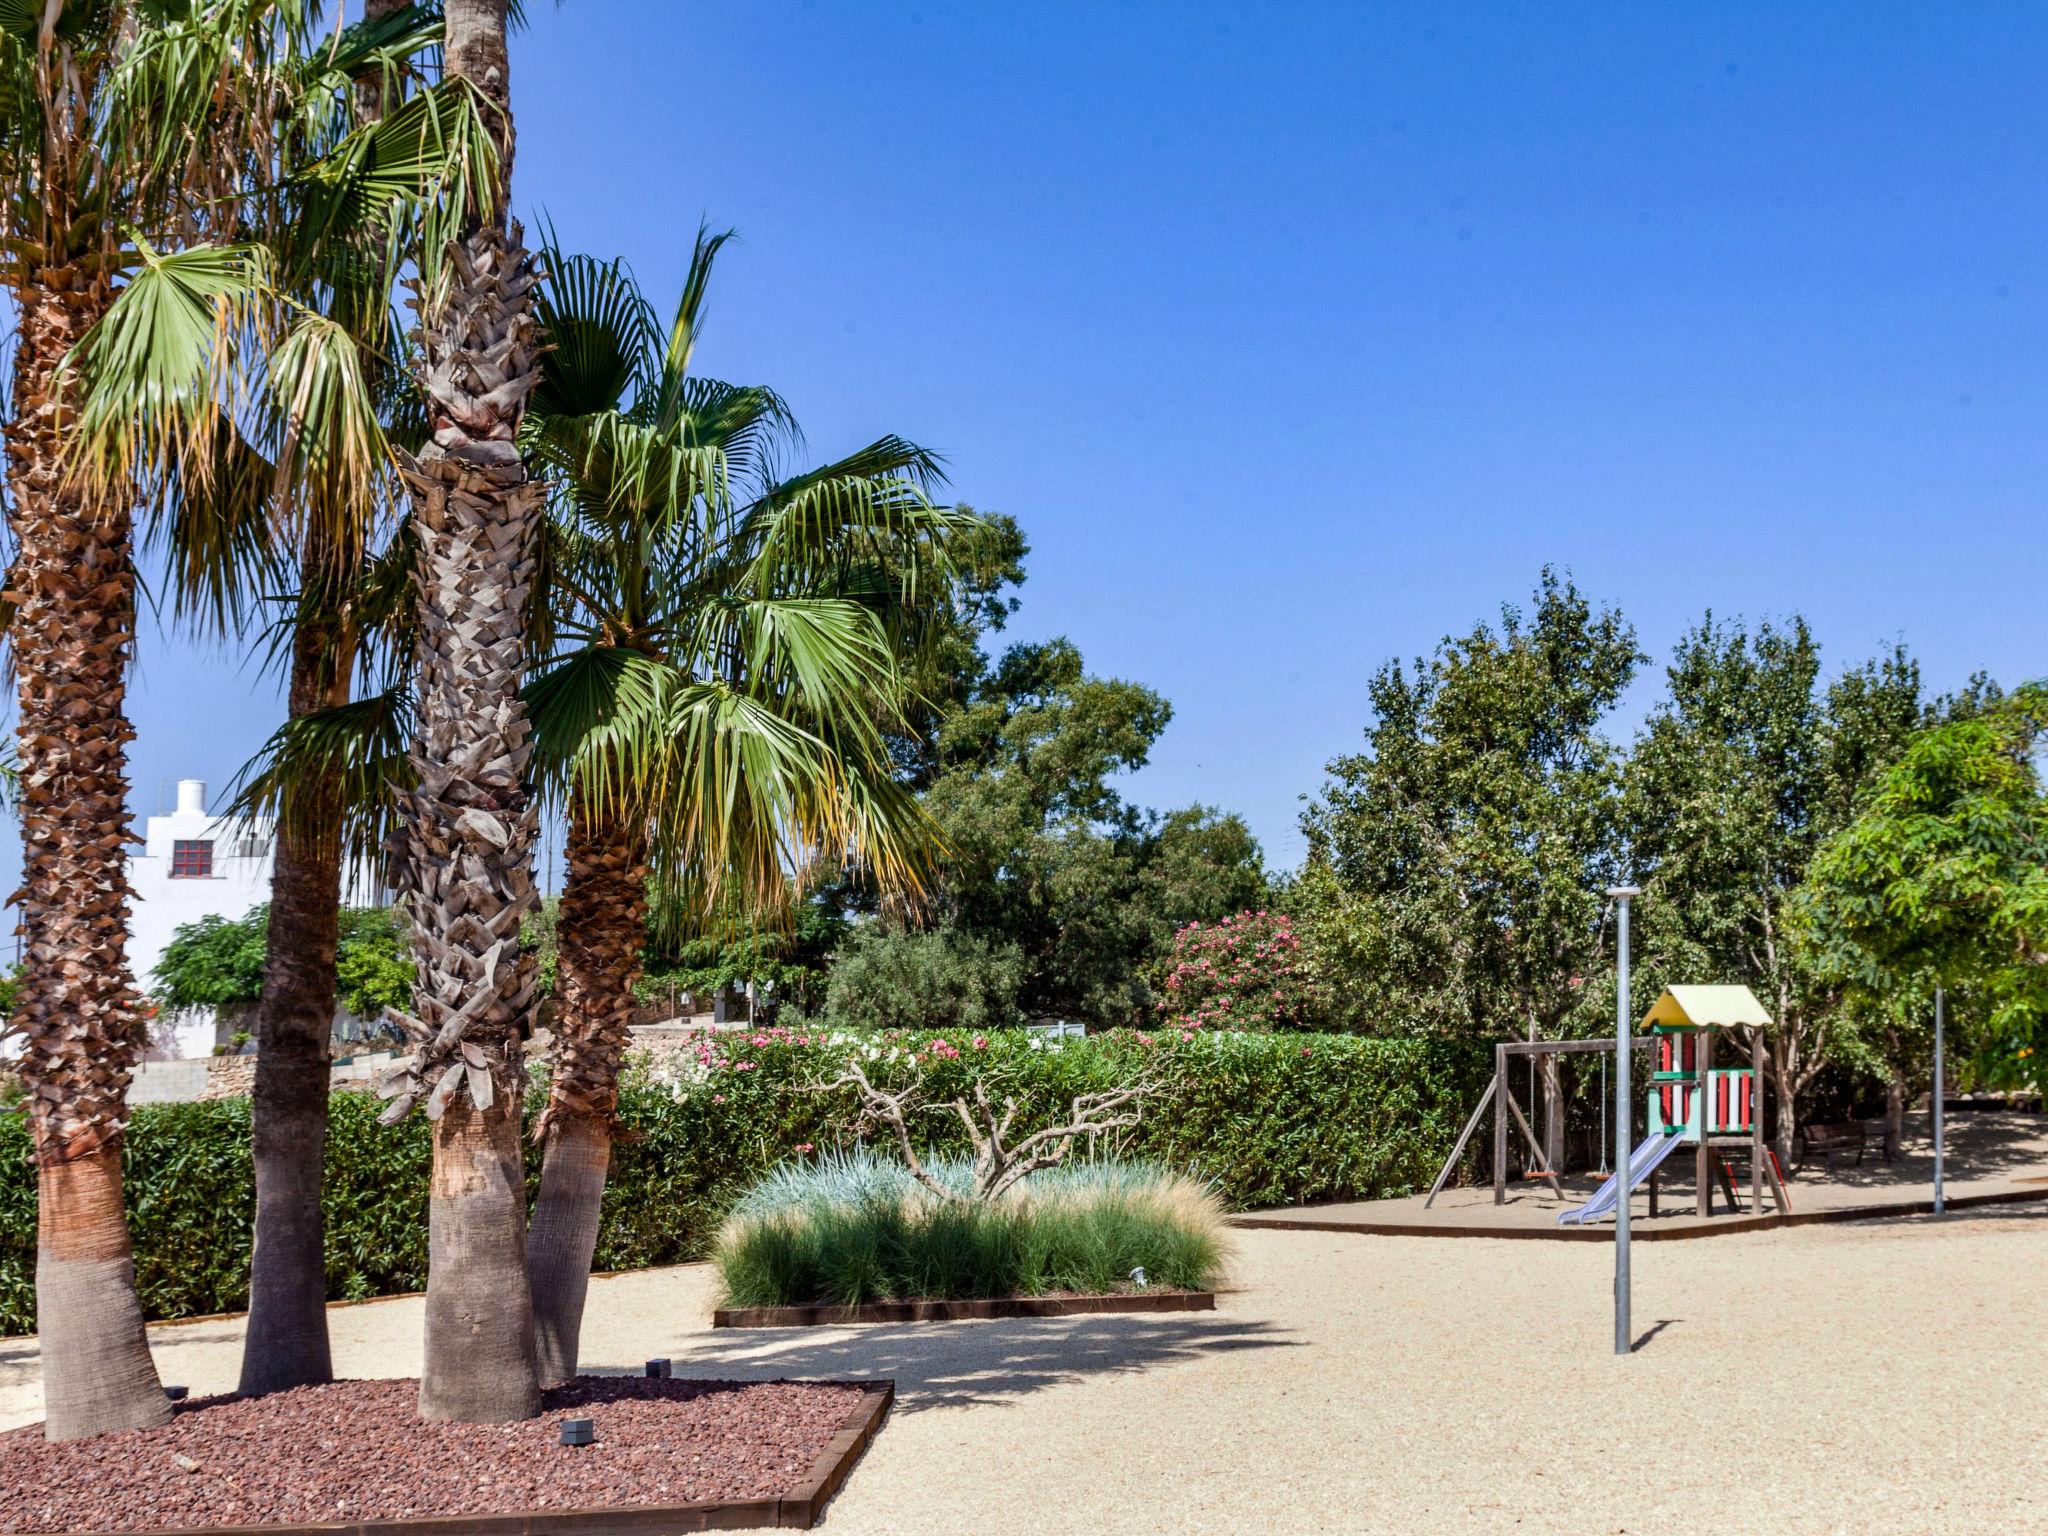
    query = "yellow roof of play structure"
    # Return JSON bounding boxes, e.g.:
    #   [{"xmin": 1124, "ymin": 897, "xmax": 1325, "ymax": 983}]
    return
[{"xmin": 1641, "ymin": 984, "xmax": 1774, "ymax": 1029}]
